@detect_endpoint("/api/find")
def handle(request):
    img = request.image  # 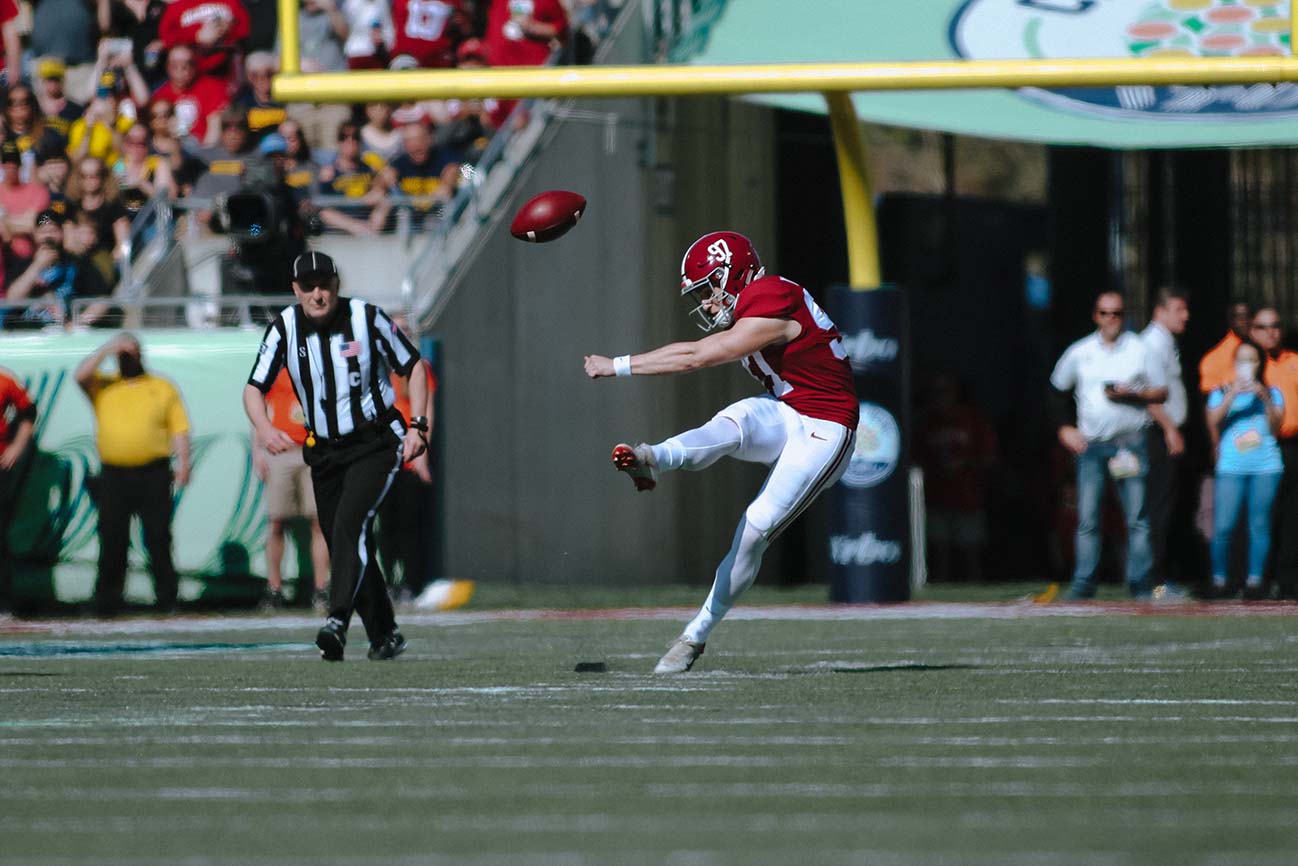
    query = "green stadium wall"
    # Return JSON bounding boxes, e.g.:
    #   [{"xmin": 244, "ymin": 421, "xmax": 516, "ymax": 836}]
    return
[{"xmin": 4, "ymin": 329, "xmax": 277, "ymax": 609}]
